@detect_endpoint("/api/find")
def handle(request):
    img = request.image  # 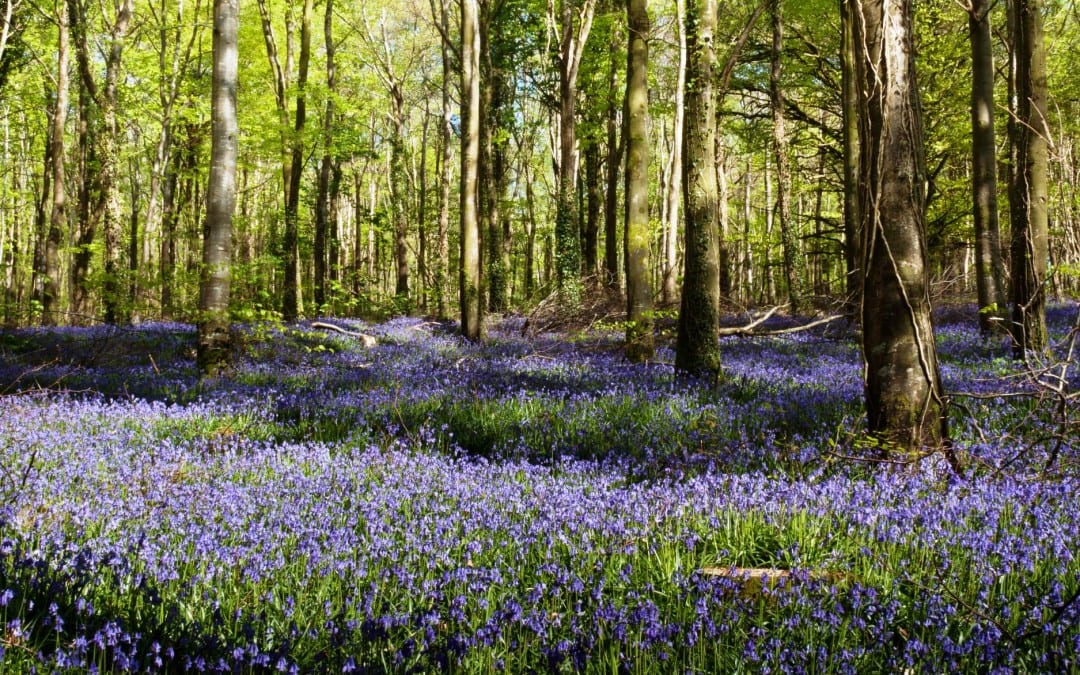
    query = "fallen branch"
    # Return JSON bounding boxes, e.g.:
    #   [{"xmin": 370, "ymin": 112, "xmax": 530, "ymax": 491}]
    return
[
  {"xmin": 717, "ymin": 306, "xmax": 845, "ymax": 337},
  {"xmin": 310, "ymin": 322, "xmax": 378, "ymax": 348}
]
